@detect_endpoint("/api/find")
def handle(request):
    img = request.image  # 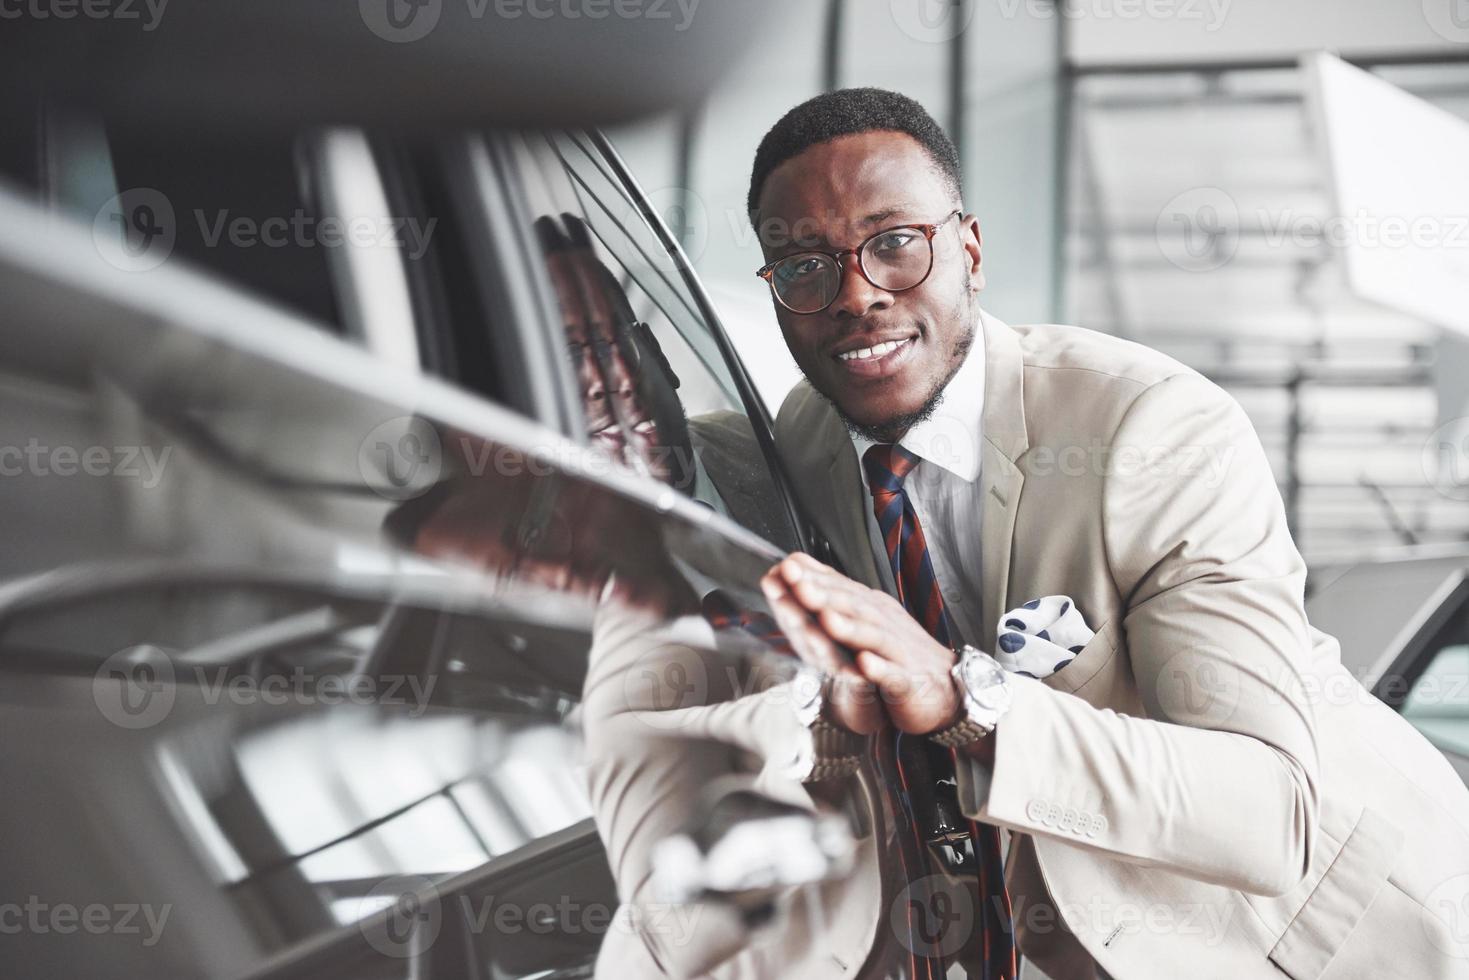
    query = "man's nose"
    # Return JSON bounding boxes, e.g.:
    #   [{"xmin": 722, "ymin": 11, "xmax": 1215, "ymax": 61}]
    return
[{"xmin": 827, "ymin": 254, "xmax": 893, "ymax": 320}]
